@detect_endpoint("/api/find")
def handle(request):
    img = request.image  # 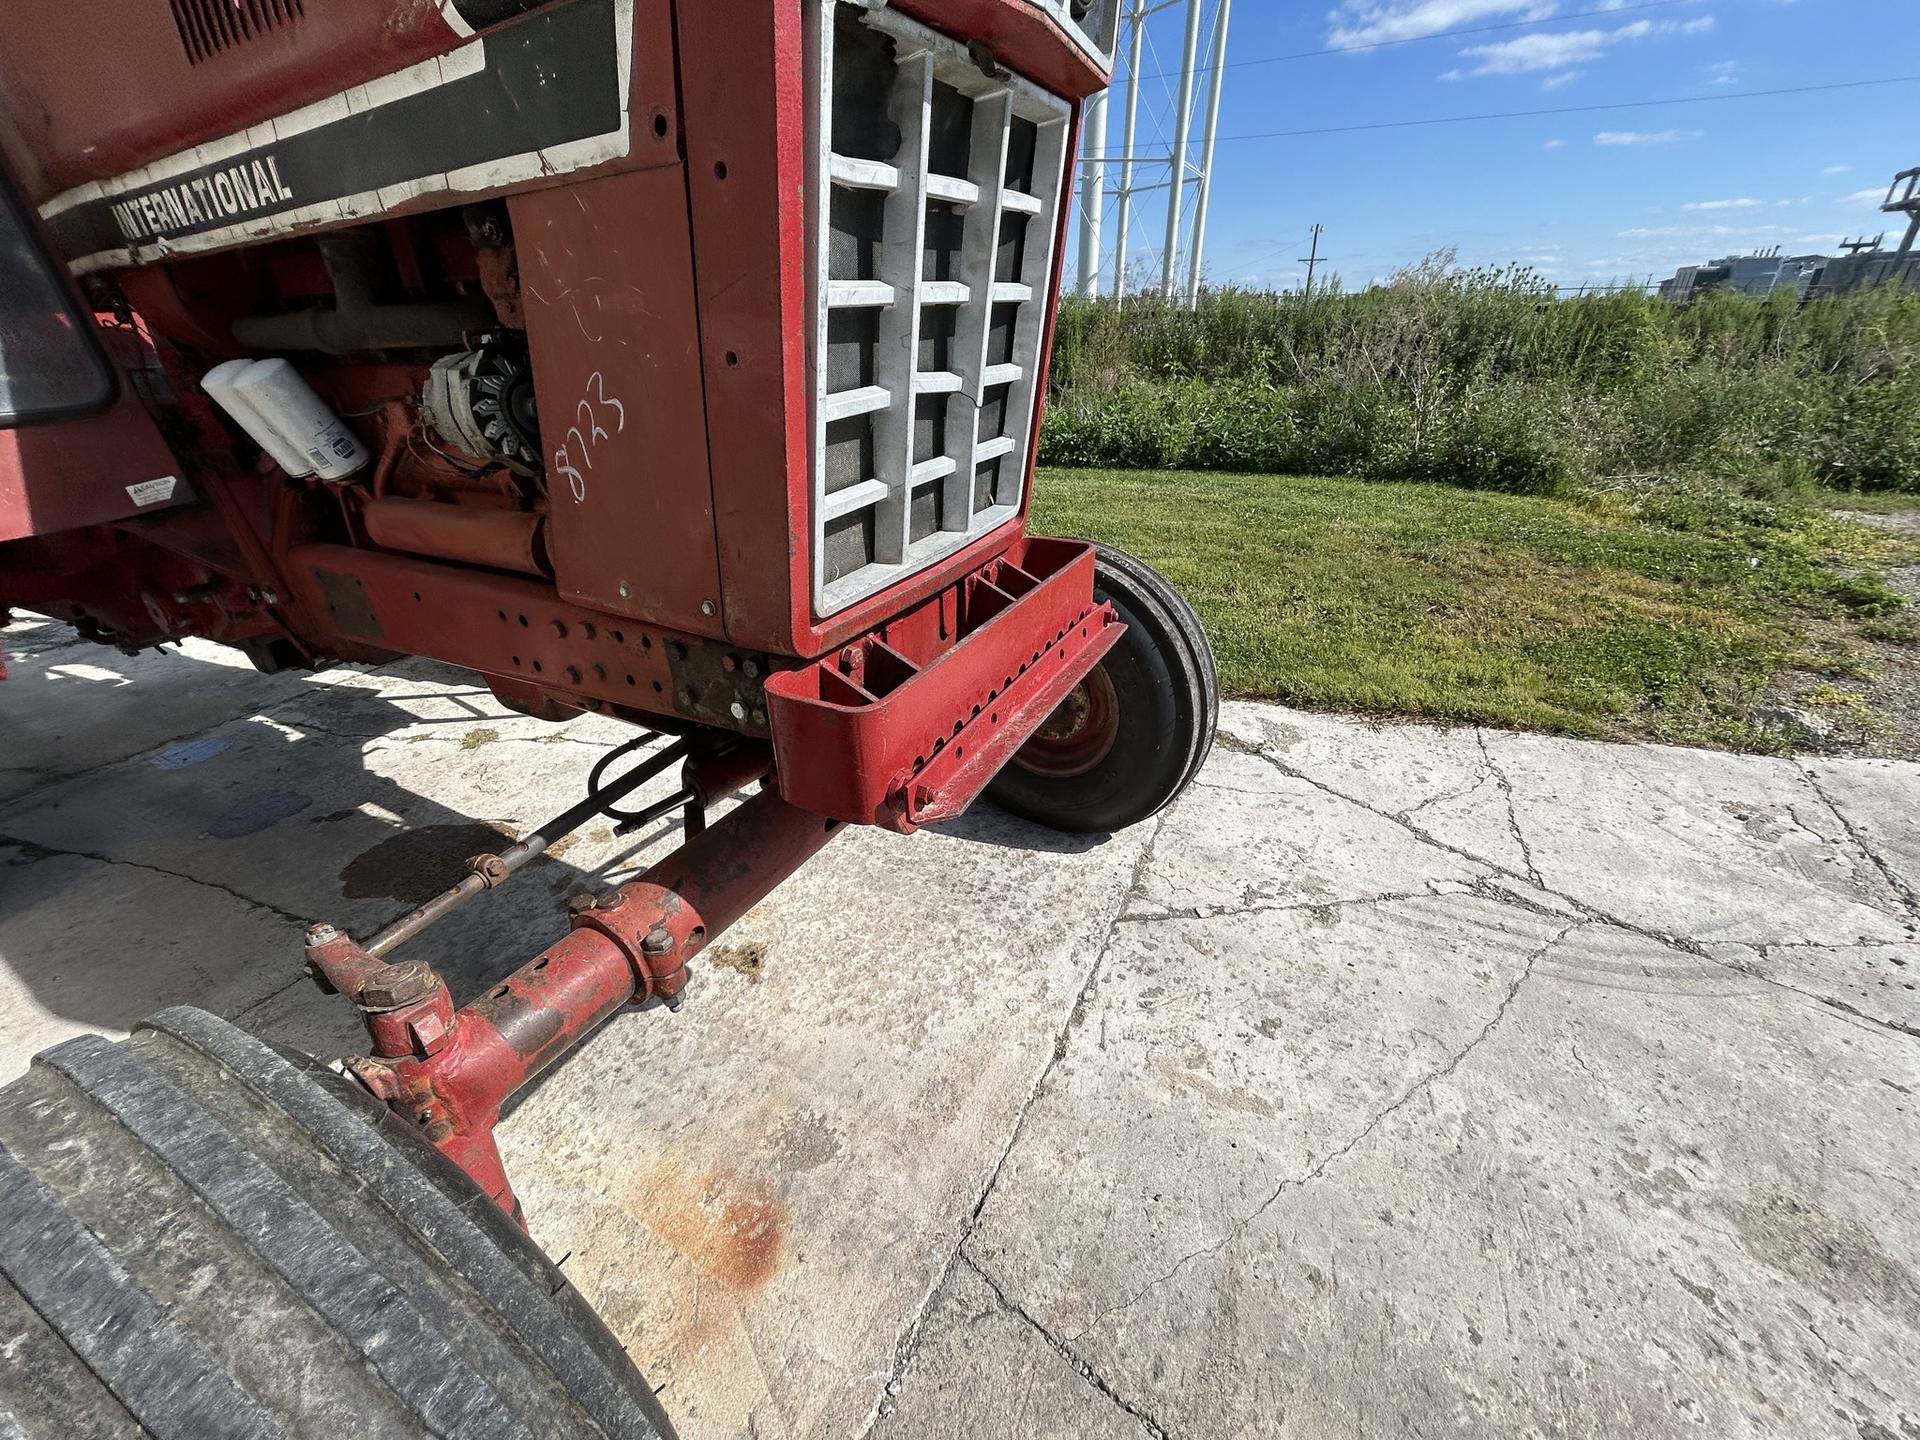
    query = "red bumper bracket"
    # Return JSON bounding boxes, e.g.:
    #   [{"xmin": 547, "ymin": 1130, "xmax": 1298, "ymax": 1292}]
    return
[{"xmin": 763, "ymin": 537, "xmax": 1123, "ymax": 831}]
